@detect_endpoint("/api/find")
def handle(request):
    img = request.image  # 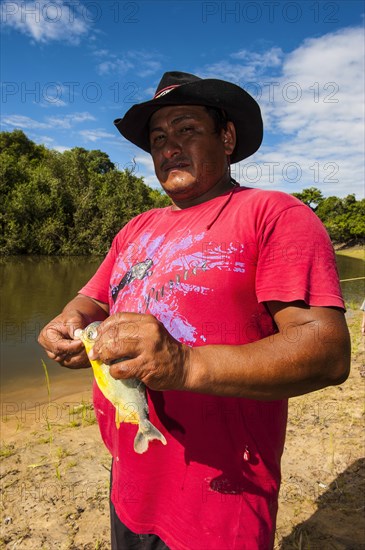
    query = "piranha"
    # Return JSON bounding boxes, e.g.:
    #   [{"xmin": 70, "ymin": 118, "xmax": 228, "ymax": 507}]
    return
[{"xmin": 74, "ymin": 321, "xmax": 167, "ymax": 454}]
